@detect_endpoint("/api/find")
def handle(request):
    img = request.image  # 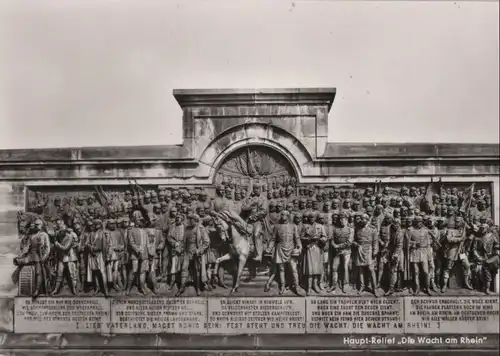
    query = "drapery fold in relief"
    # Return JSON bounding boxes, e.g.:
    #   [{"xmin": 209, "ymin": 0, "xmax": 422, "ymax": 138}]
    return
[{"xmin": 220, "ymin": 146, "xmax": 292, "ymax": 180}]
